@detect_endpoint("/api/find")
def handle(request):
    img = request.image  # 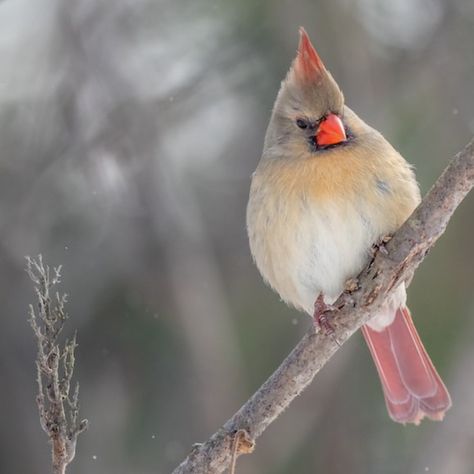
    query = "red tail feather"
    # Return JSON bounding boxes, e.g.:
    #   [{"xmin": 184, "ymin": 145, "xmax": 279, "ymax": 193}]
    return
[{"xmin": 362, "ymin": 307, "xmax": 451, "ymax": 424}]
